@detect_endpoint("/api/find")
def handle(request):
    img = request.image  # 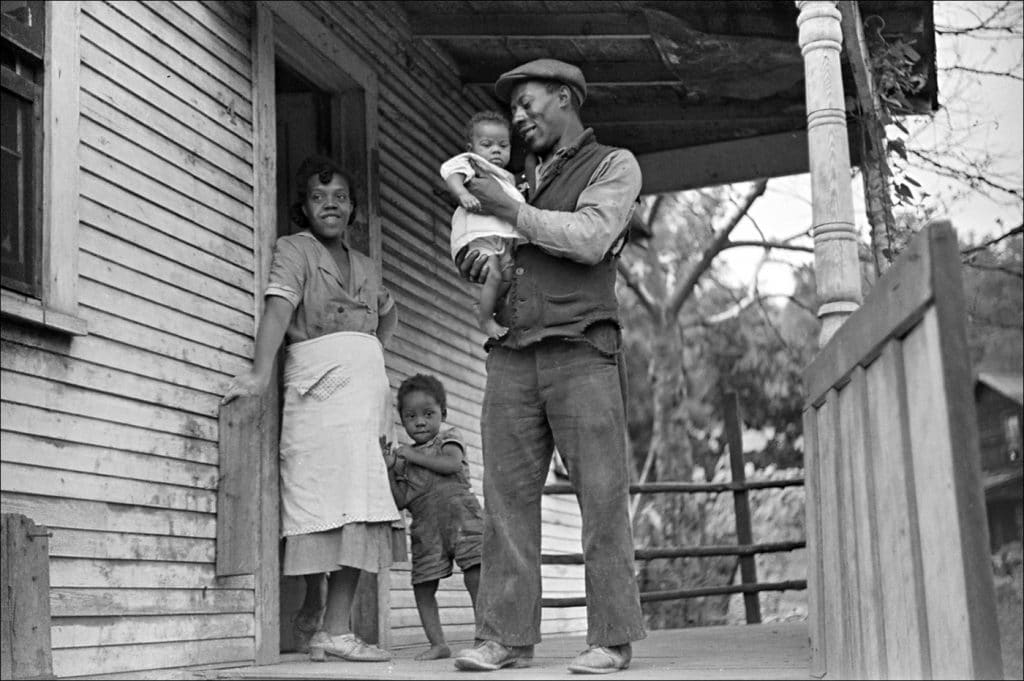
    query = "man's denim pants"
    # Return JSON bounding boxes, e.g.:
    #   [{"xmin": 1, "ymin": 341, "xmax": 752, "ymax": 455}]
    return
[{"xmin": 475, "ymin": 330, "xmax": 646, "ymax": 647}]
